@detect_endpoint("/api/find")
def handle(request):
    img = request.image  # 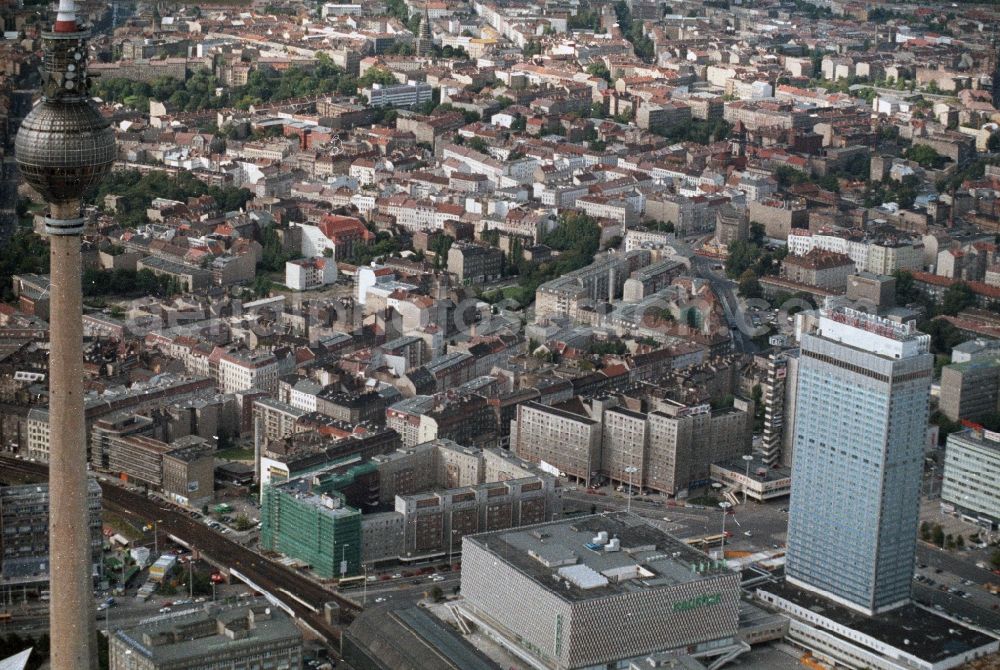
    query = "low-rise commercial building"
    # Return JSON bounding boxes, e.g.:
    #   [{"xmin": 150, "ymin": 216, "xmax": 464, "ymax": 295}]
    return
[
  {"xmin": 756, "ymin": 582, "xmax": 998, "ymax": 670},
  {"xmin": 106, "ymin": 434, "xmax": 214, "ymax": 507},
  {"xmin": 460, "ymin": 513, "xmax": 743, "ymax": 670},
  {"xmin": 109, "ymin": 601, "xmax": 303, "ymax": 670},
  {"xmin": 710, "ymin": 456, "xmax": 792, "ymax": 502}
]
